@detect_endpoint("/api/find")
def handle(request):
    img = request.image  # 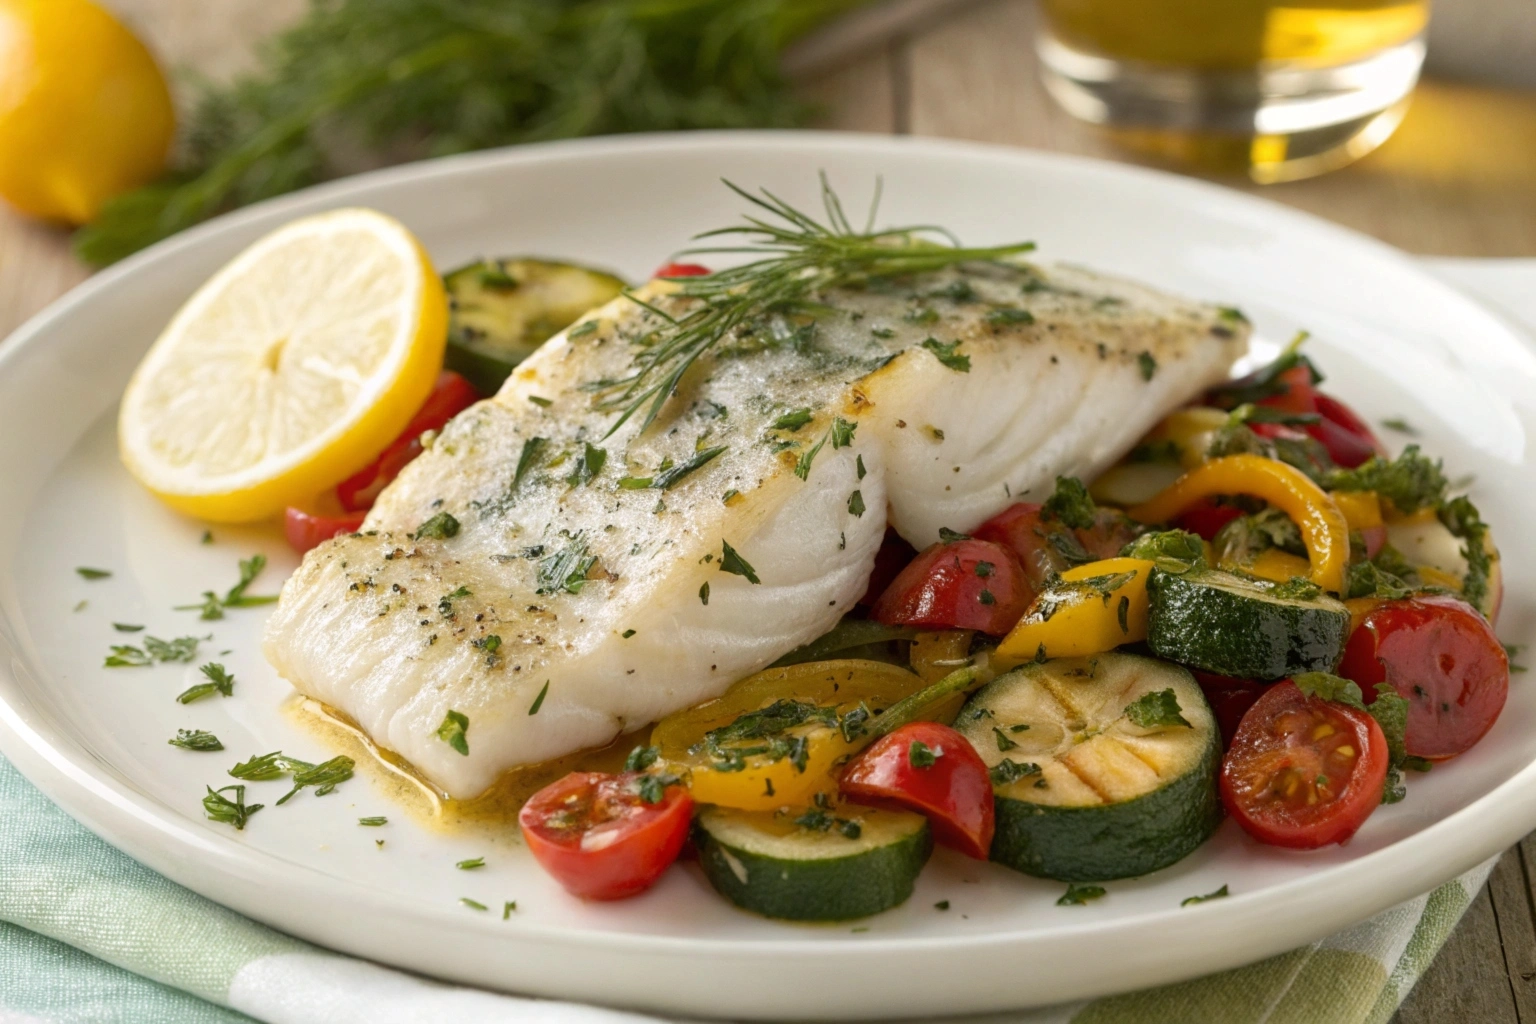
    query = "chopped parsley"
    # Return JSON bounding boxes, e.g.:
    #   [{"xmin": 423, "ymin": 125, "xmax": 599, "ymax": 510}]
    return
[
  {"xmin": 654, "ymin": 445, "xmax": 727, "ymax": 489},
  {"xmin": 358, "ymin": 816, "xmax": 388, "ymax": 826},
  {"xmin": 457, "ymin": 857, "xmax": 486, "ymax": 870},
  {"xmin": 699, "ymin": 582, "xmax": 710, "ymax": 605},
  {"xmin": 1438, "ymin": 495, "xmax": 1493, "ymax": 613},
  {"xmin": 989, "ymin": 759, "xmax": 1041, "ymax": 786},
  {"xmin": 1041, "ymin": 475, "xmax": 1097, "ymax": 530},
  {"xmin": 177, "ymin": 662, "xmax": 236, "ymax": 703},
  {"xmin": 1057, "ymin": 883, "xmax": 1106, "ymax": 906},
  {"xmin": 176, "ymin": 555, "xmax": 279, "ymax": 620},
  {"xmin": 536, "ymin": 533, "xmax": 597, "ymax": 594},
  {"xmin": 992, "ymin": 727, "xmax": 1019, "ymax": 751},
  {"xmin": 413, "ymin": 511, "xmax": 460, "ymax": 541},
  {"xmin": 512, "ymin": 436, "xmax": 547, "ymax": 494},
  {"xmin": 794, "ymin": 417, "xmax": 857, "ymax": 481},
  {"xmin": 908, "ymin": 739, "xmax": 939, "ymax": 768},
  {"xmin": 935, "ymin": 900, "xmax": 951, "ymax": 910},
  {"xmin": 1124, "ymin": 689, "xmax": 1190, "ymax": 730},
  {"xmin": 529, "ymin": 680, "xmax": 550, "ymax": 715},
  {"xmin": 773, "ymin": 408, "xmax": 814, "ymax": 431},
  {"xmin": 566, "ymin": 442, "xmax": 607, "ymax": 486},
  {"xmin": 75, "ymin": 567, "xmax": 112, "ymax": 580},
  {"xmin": 168, "ymin": 729, "xmax": 223, "ymax": 752},
  {"xmin": 1137, "ymin": 351, "xmax": 1157, "ymax": 381},
  {"xmin": 105, "ymin": 634, "xmax": 205, "ymax": 668},
  {"xmin": 503, "ymin": 901, "xmax": 517, "ymax": 918},
  {"xmin": 460, "ymin": 898, "xmax": 488, "ymax": 911},
  {"xmin": 437, "ymin": 710, "xmax": 470, "ymax": 755},
  {"xmin": 624, "ymin": 745, "xmax": 660, "ymax": 772},
  {"xmin": 938, "ymin": 527, "xmax": 970, "ymax": 544},
  {"xmin": 277, "ymin": 756, "xmax": 354, "ymax": 804},
  {"xmin": 719, "ymin": 541, "xmax": 760, "ymax": 584},
  {"xmin": 985, "ymin": 307, "xmax": 1034, "ymax": 327},
  {"xmin": 921, "ymin": 337, "xmax": 970, "ymax": 373},
  {"xmin": 621, "ymin": 628, "xmax": 636, "ymax": 639},
  {"xmin": 1121, "ymin": 529, "xmax": 1206, "ymax": 572},
  {"xmin": 527, "ymin": 395, "xmax": 553, "ymax": 408},
  {"xmin": 1380, "ymin": 417, "xmax": 1417, "ymax": 436},
  {"xmin": 1325, "ymin": 445, "xmax": 1447, "ymax": 515},
  {"xmin": 203, "ymin": 785, "xmax": 262, "ymax": 830},
  {"xmin": 848, "ymin": 490, "xmax": 865, "ymax": 517},
  {"xmin": 113, "ymin": 623, "xmax": 144, "ymax": 633},
  {"xmin": 1181, "ymin": 885, "xmax": 1230, "ymax": 907}
]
